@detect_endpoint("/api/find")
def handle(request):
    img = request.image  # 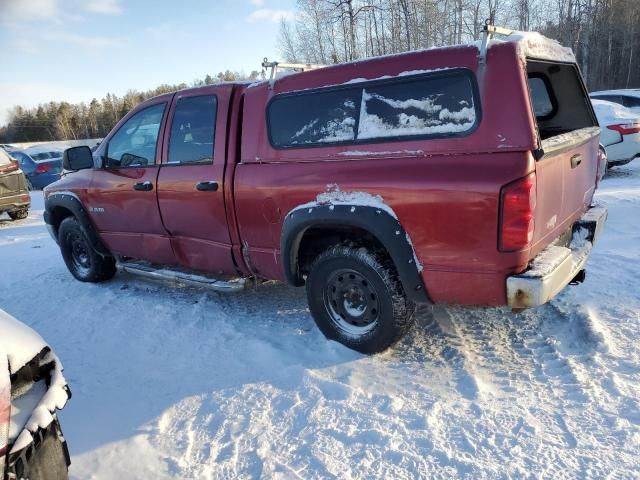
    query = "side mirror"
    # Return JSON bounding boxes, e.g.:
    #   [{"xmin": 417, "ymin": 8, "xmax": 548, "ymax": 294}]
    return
[{"xmin": 63, "ymin": 146, "xmax": 94, "ymax": 171}]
